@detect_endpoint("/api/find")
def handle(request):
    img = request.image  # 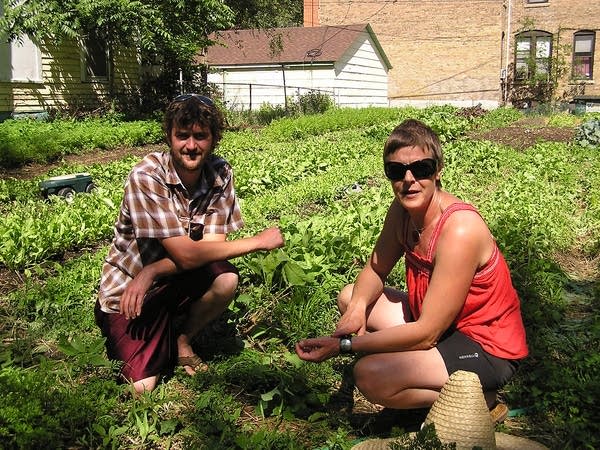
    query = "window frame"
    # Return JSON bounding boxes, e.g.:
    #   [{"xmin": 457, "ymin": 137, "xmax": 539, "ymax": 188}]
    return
[
  {"xmin": 572, "ymin": 31, "xmax": 595, "ymax": 81},
  {"xmin": 514, "ymin": 30, "xmax": 553, "ymax": 82},
  {"xmin": 0, "ymin": 34, "xmax": 43, "ymax": 83},
  {"xmin": 81, "ymin": 33, "xmax": 109, "ymax": 82}
]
